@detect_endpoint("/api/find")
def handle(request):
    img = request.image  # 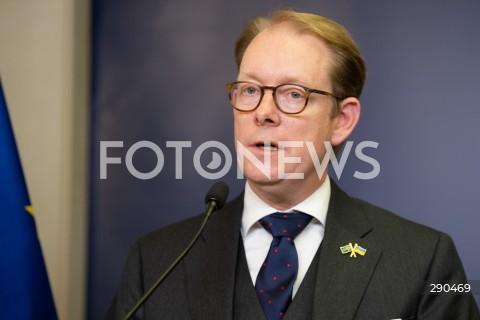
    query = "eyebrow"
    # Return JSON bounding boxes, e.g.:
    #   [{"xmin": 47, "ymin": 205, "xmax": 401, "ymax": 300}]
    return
[{"xmin": 238, "ymin": 72, "xmax": 313, "ymax": 88}]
